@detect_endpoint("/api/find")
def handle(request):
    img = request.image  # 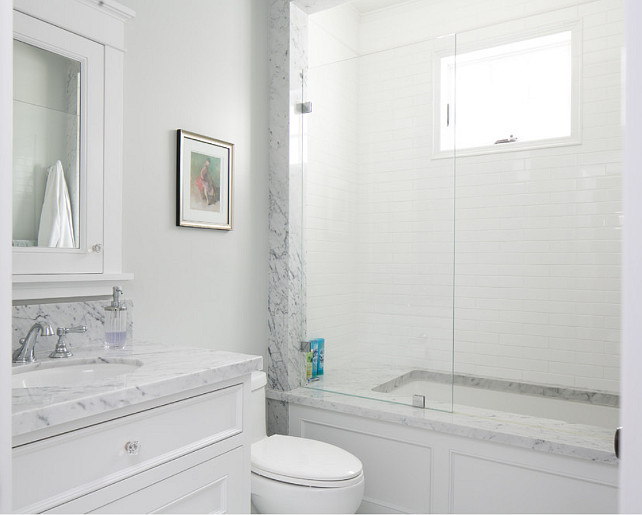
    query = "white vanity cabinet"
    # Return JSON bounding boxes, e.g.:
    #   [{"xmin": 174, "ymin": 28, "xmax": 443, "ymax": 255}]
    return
[
  {"xmin": 12, "ymin": 0, "xmax": 134, "ymax": 300},
  {"xmin": 12, "ymin": 381, "xmax": 251, "ymax": 514}
]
